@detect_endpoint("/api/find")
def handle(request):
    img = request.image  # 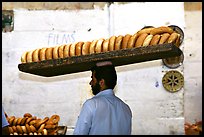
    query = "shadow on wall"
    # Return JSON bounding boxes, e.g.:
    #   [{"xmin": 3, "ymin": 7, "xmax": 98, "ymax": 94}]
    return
[{"xmin": 18, "ymin": 71, "xmax": 91, "ymax": 82}]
